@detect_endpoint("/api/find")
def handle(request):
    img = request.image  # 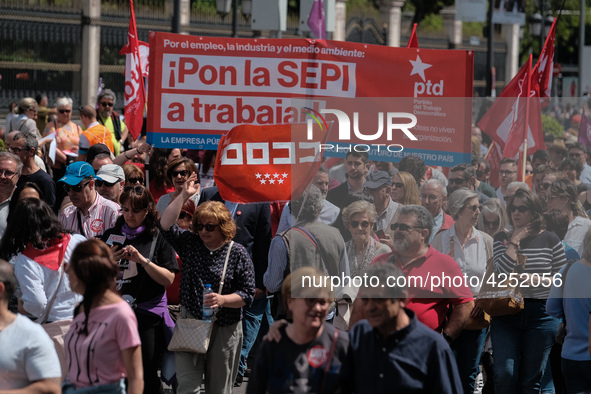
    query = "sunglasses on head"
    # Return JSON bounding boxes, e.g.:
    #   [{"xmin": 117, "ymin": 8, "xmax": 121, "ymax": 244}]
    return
[
  {"xmin": 124, "ymin": 186, "xmax": 145, "ymax": 195},
  {"xmin": 390, "ymin": 223, "xmax": 421, "ymax": 232},
  {"xmin": 100, "ymin": 102, "xmax": 113, "ymax": 107},
  {"xmin": 63, "ymin": 180, "xmax": 90, "ymax": 193},
  {"xmin": 171, "ymin": 170, "xmax": 189, "ymax": 178},
  {"xmin": 127, "ymin": 177, "xmax": 144, "ymax": 185},
  {"xmin": 350, "ymin": 220, "xmax": 371, "ymax": 229},
  {"xmin": 195, "ymin": 223, "xmax": 218, "ymax": 232},
  {"xmin": 95, "ymin": 179, "xmax": 118, "ymax": 188},
  {"xmin": 507, "ymin": 205, "xmax": 529, "ymax": 213}
]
